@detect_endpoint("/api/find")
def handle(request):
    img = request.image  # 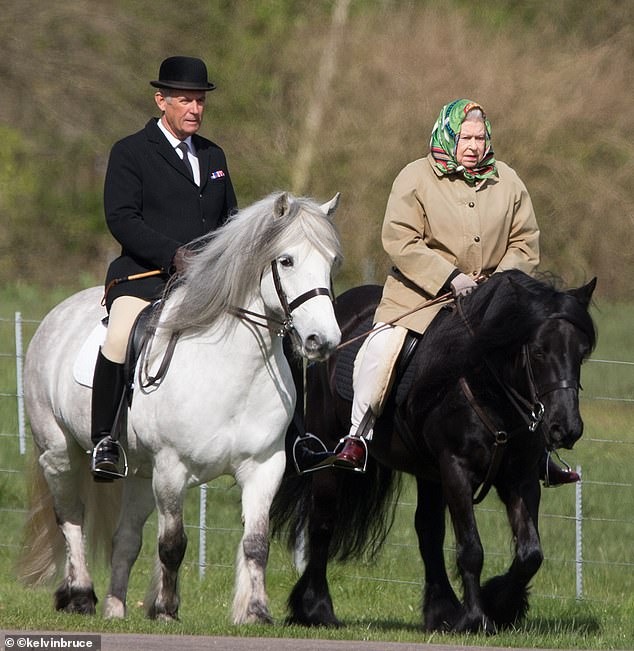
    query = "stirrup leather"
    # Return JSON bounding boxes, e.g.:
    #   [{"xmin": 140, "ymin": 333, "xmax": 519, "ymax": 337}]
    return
[{"xmin": 90, "ymin": 437, "xmax": 129, "ymax": 480}]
